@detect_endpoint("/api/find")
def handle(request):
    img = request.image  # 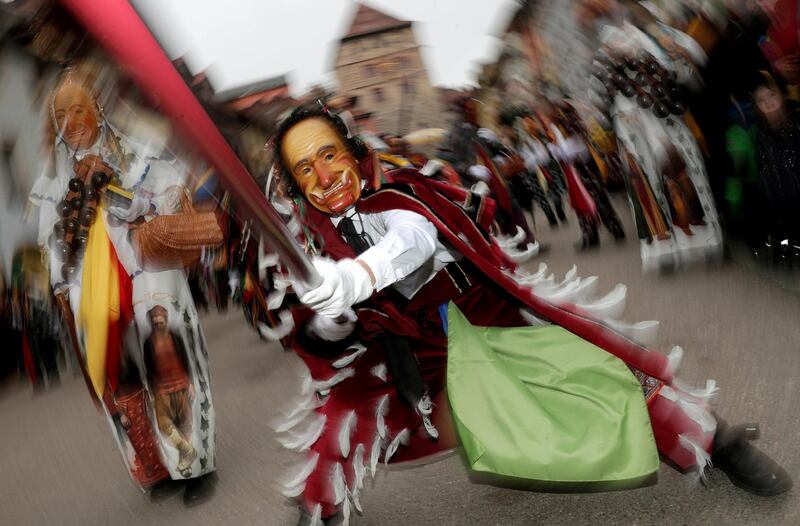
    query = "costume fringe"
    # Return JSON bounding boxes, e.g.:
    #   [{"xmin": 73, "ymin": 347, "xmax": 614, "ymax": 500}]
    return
[
  {"xmin": 370, "ymin": 434, "xmax": 382, "ymax": 477},
  {"xmin": 376, "ymin": 394, "xmax": 390, "ymax": 439},
  {"xmin": 332, "ymin": 462, "xmax": 346, "ymax": 505},
  {"xmin": 352, "ymin": 443, "xmax": 366, "ymax": 491},
  {"xmin": 667, "ymin": 346, "xmax": 684, "ymax": 374},
  {"xmin": 603, "ymin": 318, "xmax": 659, "ymax": 346},
  {"xmin": 280, "ymin": 452, "xmax": 320, "ymax": 495},
  {"xmin": 678, "ymin": 433, "xmax": 713, "ymax": 480},
  {"xmin": 577, "ymin": 284, "xmax": 627, "ymax": 319},
  {"xmin": 257, "ymin": 310, "xmax": 294, "ymax": 341},
  {"xmin": 332, "ymin": 344, "xmax": 368, "ymax": 369},
  {"xmin": 370, "ymin": 363, "xmax": 388, "ymax": 383},
  {"xmin": 276, "ymin": 413, "xmax": 327, "ymax": 451},
  {"xmin": 660, "ymin": 385, "xmax": 717, "ymax": 433},
  {"xmin": 338, "ymin": 410, "xmax": 357, "ymax": 458},
  {"xmin": 312, "ymin": 368, "xmax": 355, "ymax": 397},
  {"xmin": 384, "ymin": 428, "xmax": 410, "ymax": 464},
  {"xmin": 309, "ymin": 503, "xmax": 323, "ymax": 526}
]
